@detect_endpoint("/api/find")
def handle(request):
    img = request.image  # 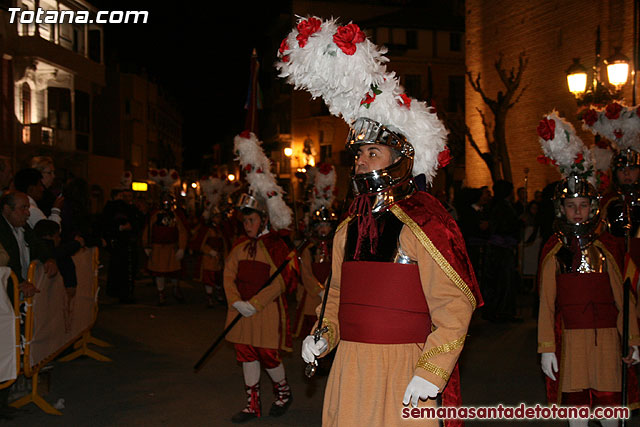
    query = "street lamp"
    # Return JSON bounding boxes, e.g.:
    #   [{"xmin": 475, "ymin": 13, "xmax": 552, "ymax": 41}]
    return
[
  {"xmin": 565, "ymin": 26, "xmax": 629, "ymax": 106},
  {"xmin": 284, "ymin": 147, "xmax": 293, "ymax": 157},
  {"xmin": 606, "ymin": 47, "xmax": 631, "ymax": 89}
]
